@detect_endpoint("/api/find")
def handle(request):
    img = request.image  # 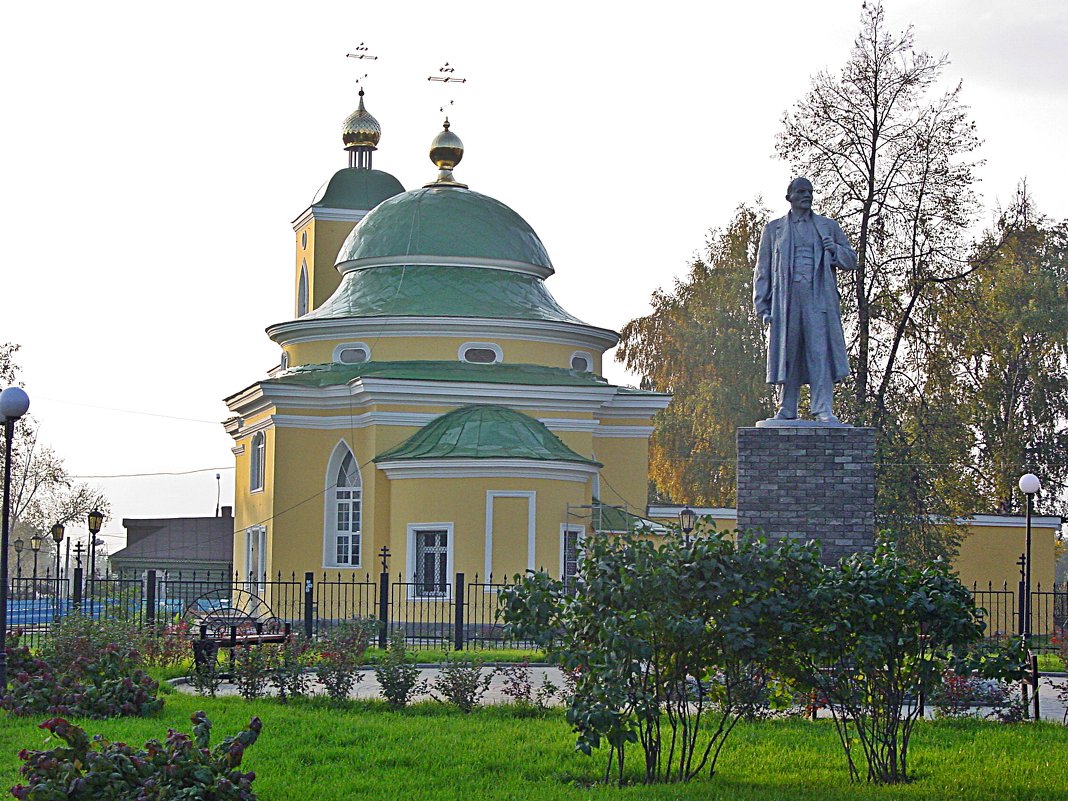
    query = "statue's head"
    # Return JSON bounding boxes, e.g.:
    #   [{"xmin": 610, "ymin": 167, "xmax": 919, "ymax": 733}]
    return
[{"xmin": 786, "ymin": 177, "xmax": 814, "ymax": 213}]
